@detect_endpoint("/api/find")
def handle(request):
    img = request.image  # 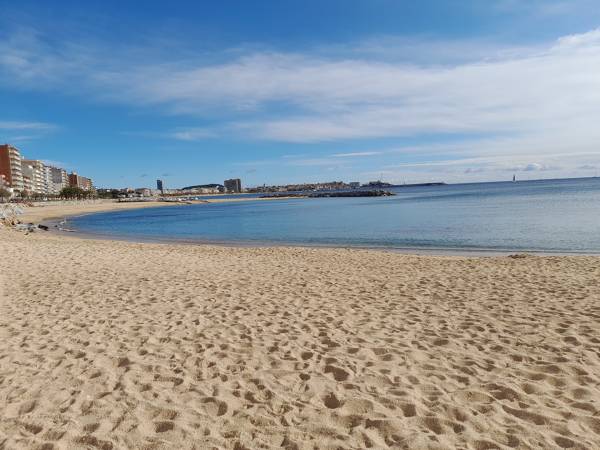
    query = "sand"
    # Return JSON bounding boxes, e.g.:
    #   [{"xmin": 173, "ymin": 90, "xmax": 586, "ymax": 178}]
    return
[{"xmin": 1, "ymin": 226, "xmax": 600, "ymax": 449}]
